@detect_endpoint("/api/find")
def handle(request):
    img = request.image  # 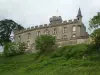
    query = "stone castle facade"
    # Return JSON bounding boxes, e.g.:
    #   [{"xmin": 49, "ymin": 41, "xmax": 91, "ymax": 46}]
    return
[{"xmin": 14, "ymin": 8, "xmax": 89, "ymax": 52}]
